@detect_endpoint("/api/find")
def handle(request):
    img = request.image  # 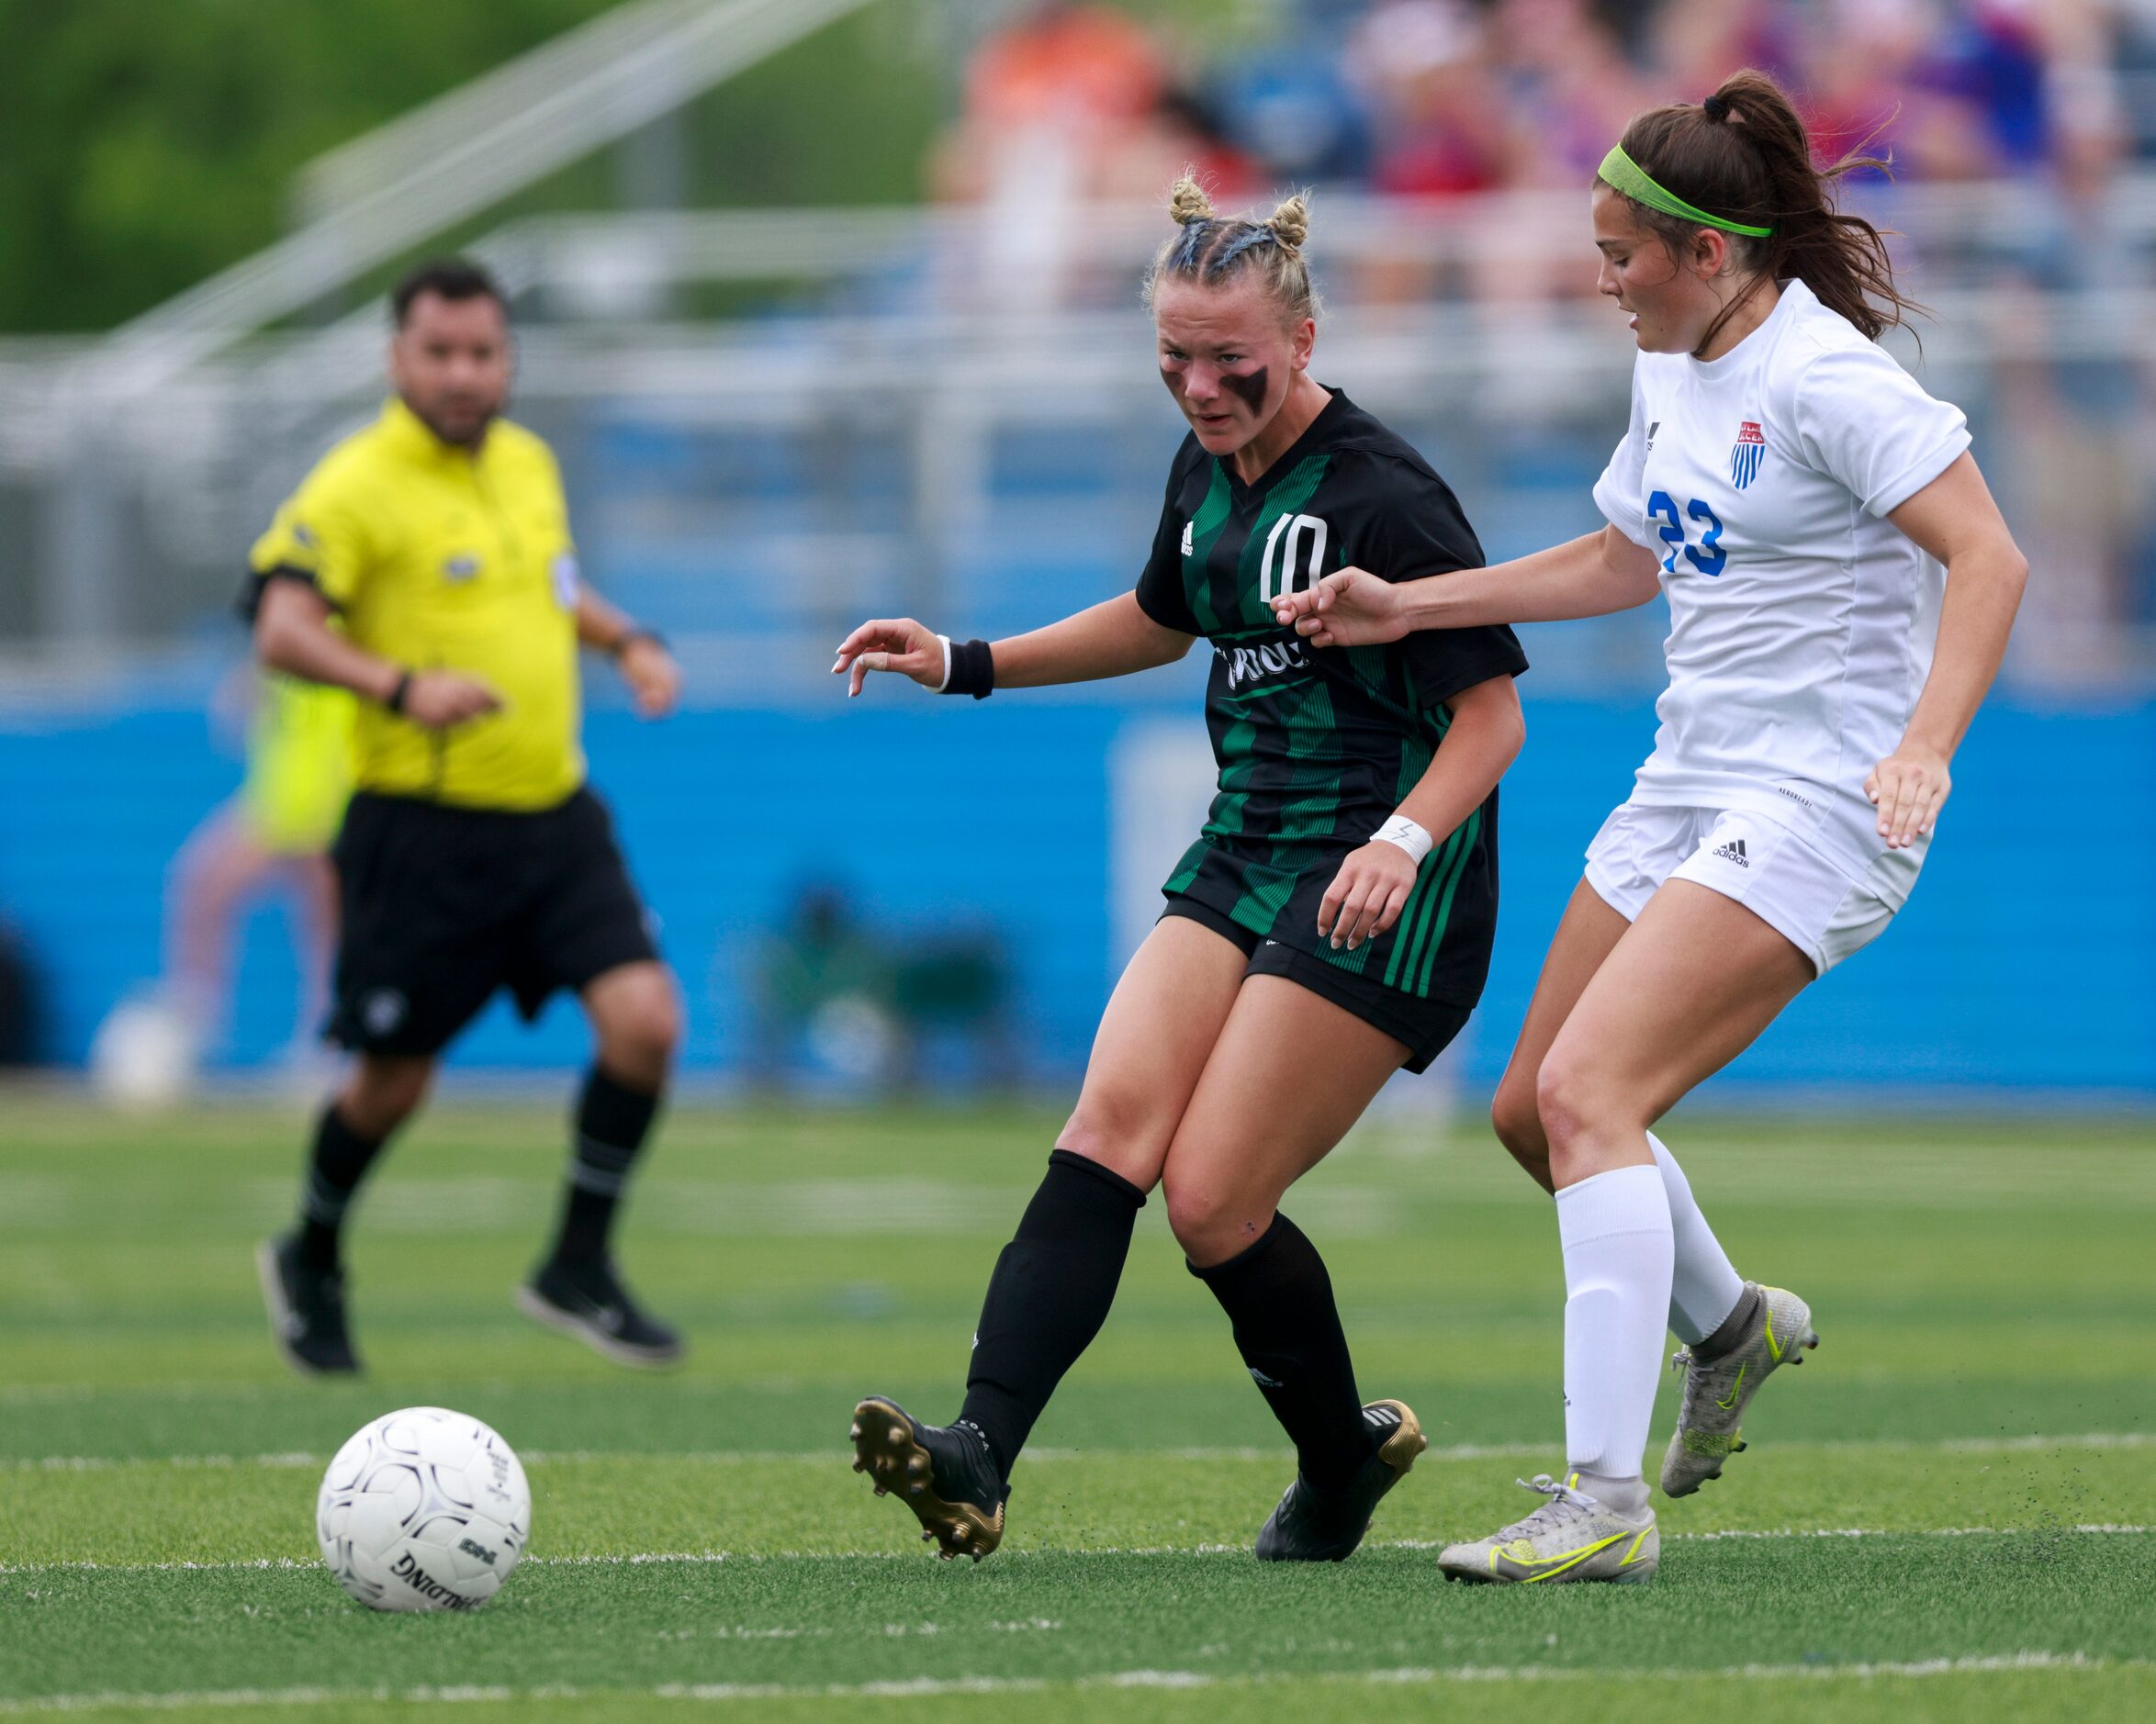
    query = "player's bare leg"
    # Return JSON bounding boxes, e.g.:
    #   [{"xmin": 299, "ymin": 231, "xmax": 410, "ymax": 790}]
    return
[
  {"xmin": 1489, "ymin": 881, "xmax": 1631, "ymax": 1194},
  {"xmin": 259, "ymin": 1053, "xmax": 434, "ymax": 1375},
  {"xmin": 853, "ymin": 914, "xmax": 1246, "ymax": 1559},
  {"xmin": 1163, "ymin": 977, "xmax": 1428, "ymax": 1559},
  {"xmin": 1443, "ymin": 882, "xmax": 1814, "ymax": 1583},
  {"xmin": 522, "ymin": 960, "xmax": 685, "ymax": 1366}
]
